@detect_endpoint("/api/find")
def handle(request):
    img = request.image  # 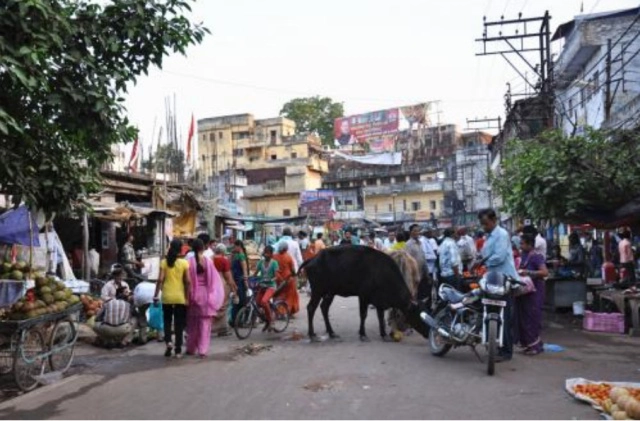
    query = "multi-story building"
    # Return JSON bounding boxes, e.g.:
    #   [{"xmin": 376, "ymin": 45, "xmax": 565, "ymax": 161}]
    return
[
  {"xmin": 323, "ymin": 123, "xmax": 464, "ymax": 225},
  {"xmin": 553, "ymin": 7, "xmax": 640, "ymax": 134},
  {"xmin": 197, "ymin": 114, "xmax": 327, "ymax": 218}
]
